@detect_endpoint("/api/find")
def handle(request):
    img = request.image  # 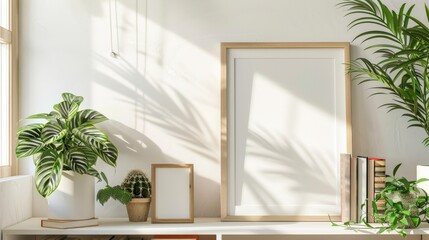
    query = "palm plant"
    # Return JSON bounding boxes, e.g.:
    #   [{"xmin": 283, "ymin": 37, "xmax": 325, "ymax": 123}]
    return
[
  {"xmin": 339, "ymin": 0, "xmax": 429, "ymax": 146},
  {"xmin": 16, "ymin": 93, "xmax": 118, "ymax": 197}
]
